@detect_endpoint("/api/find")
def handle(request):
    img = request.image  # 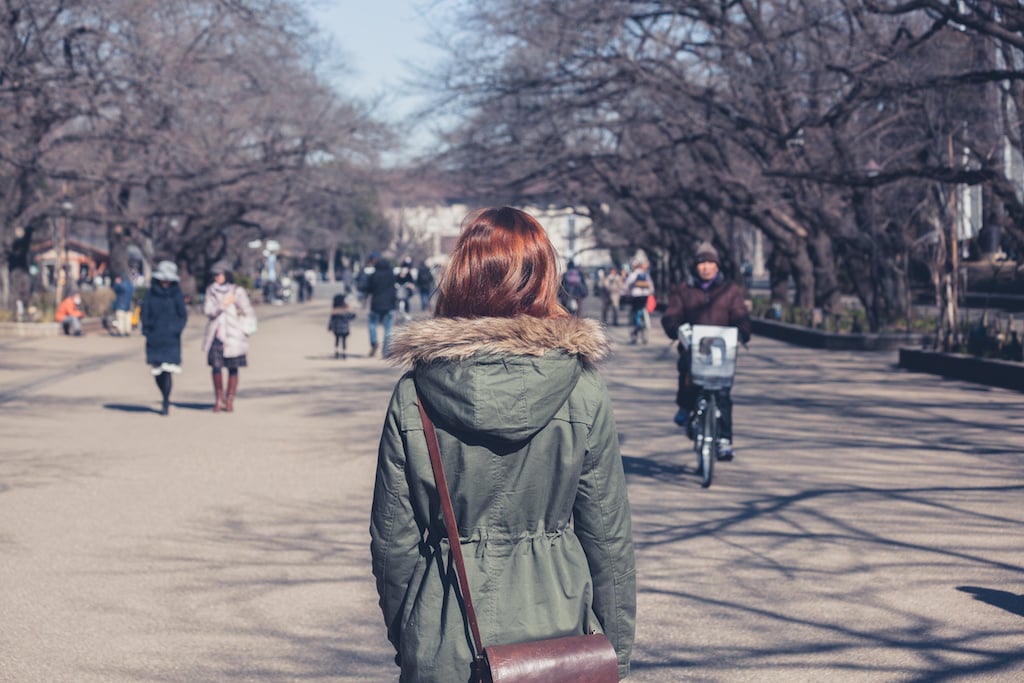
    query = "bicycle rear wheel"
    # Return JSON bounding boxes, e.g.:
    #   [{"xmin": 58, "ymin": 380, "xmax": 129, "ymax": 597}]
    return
[{"xmin": 699, "ymin": 395, "xmax": 716, "ymax": 488}]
